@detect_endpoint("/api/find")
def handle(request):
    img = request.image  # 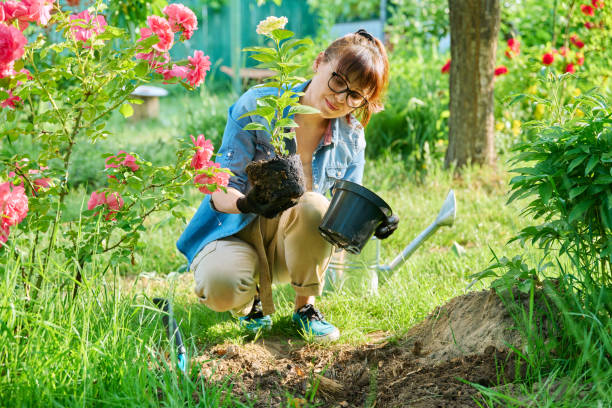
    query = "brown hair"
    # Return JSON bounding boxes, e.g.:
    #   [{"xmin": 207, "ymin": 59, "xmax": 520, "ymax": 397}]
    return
[{"xmin": 322, "ymin": 29, "xmax": 389, "ymax": 127}]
